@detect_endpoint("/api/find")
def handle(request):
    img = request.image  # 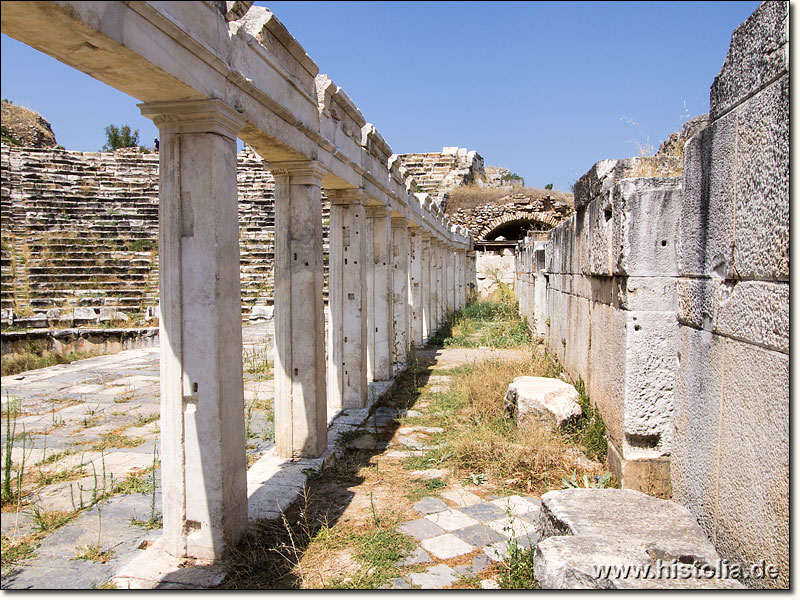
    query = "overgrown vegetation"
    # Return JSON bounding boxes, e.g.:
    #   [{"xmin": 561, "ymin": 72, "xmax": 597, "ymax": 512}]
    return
[
  {"xmin": 446, "ymin": 185, "xmax": 573, "ymax": 213},
  {"xmin": 395, "ymin": 298, "xmax": 609, "ymax": 496},
  {"xmin": 428, "ymin": 294, "xmax": 531, "ymax": 349},
  {"xmin": 1, "ymin": 345, "xmax": 100, "ymax": 377}
]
